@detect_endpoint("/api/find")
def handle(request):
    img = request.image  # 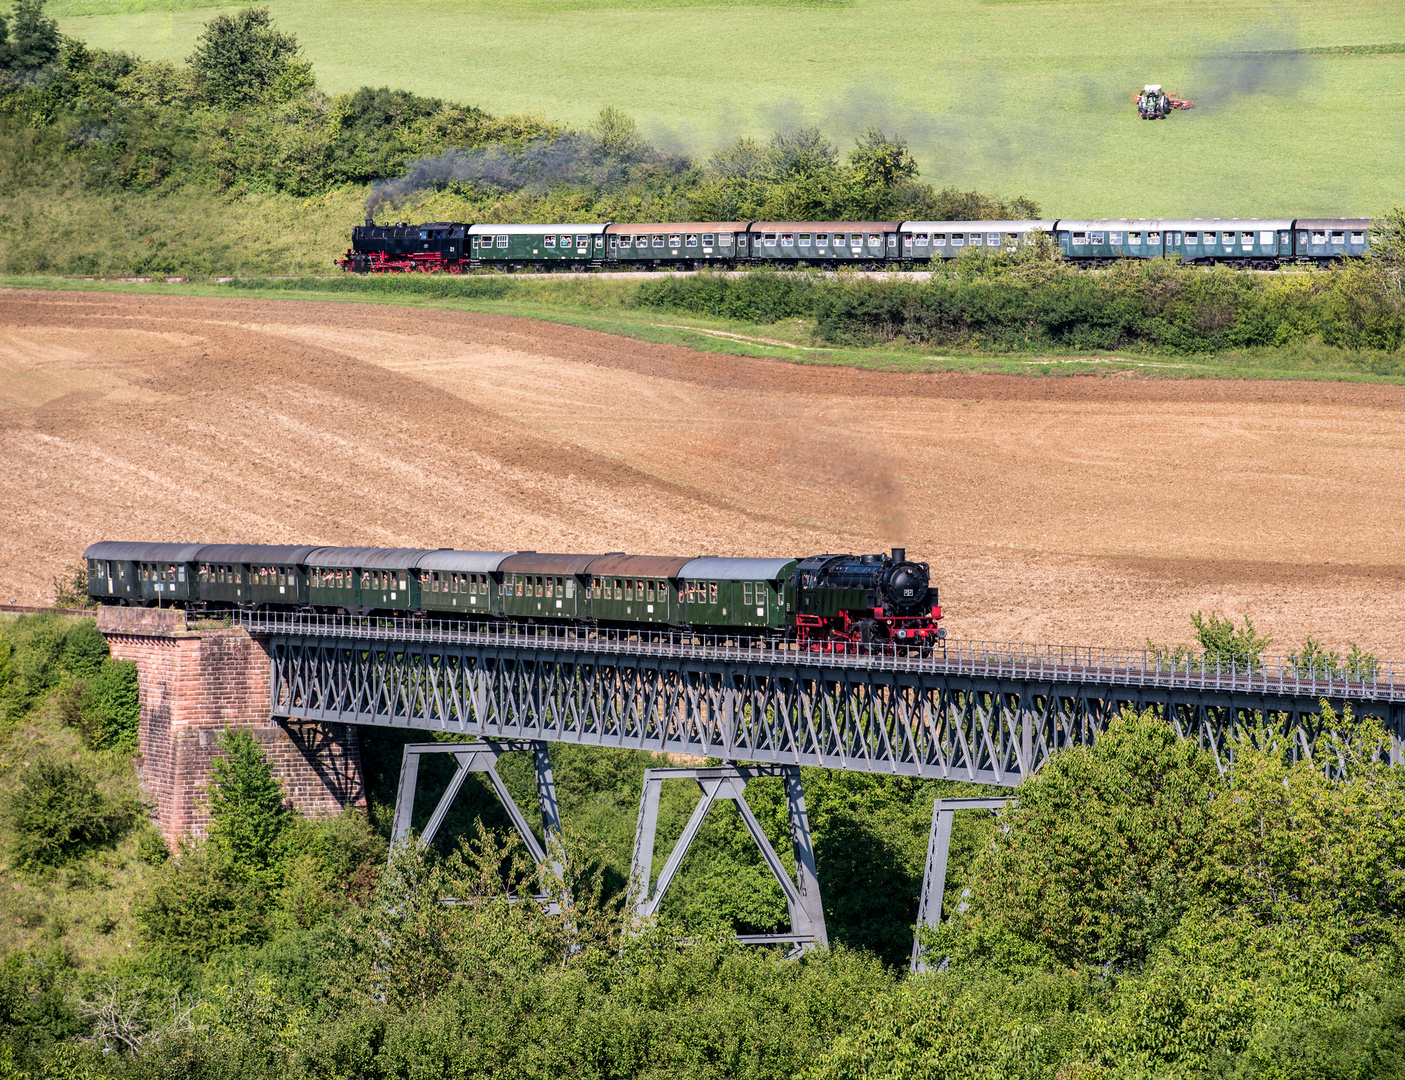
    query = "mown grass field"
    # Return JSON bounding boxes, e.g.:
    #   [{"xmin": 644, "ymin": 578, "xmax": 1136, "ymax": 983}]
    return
[{"xmin": 55, "ymin": 0, "xmax": 1405, "ymax": 218}]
